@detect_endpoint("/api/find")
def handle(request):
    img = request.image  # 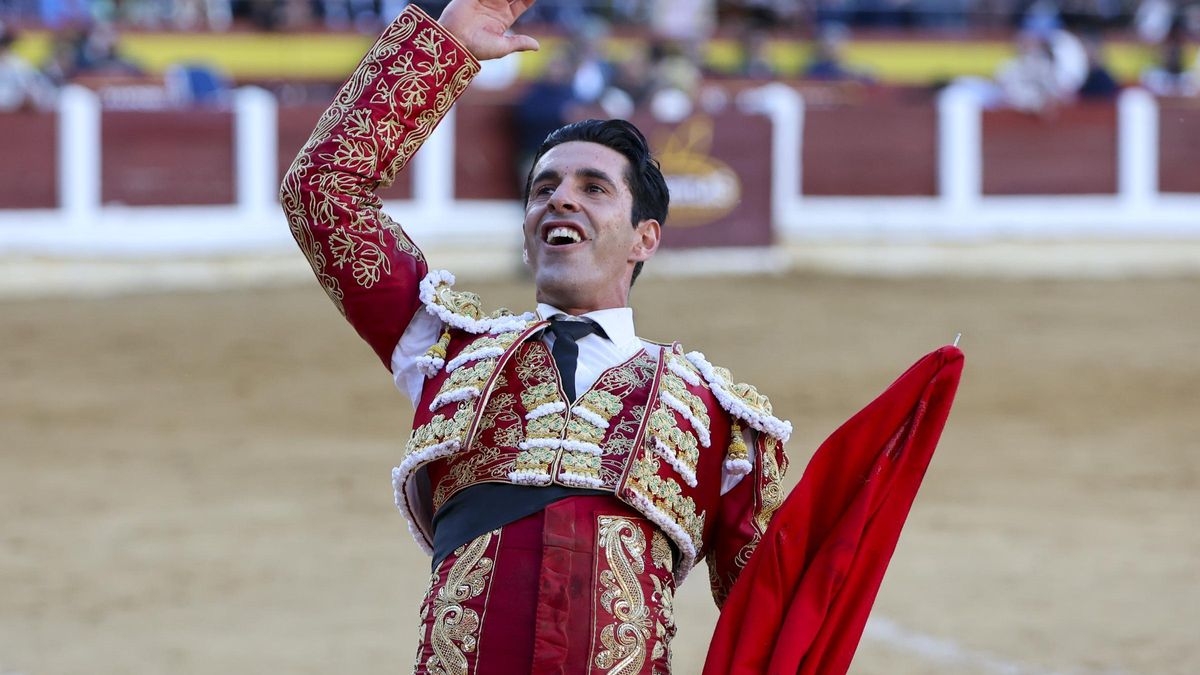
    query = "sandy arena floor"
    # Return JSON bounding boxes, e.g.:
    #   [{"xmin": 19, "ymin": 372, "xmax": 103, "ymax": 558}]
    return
[{"xmin": 2, "ymin": 271, "xmax": 1197, "ymax": 674}]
